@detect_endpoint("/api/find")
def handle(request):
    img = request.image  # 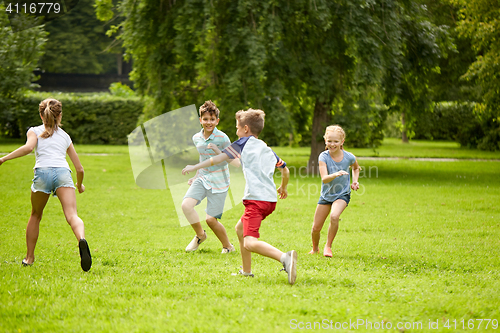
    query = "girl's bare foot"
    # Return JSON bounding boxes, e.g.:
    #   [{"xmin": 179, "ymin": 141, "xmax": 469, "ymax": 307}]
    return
[{"xmin": 308, "ymin": 249, "xmax": 319, "ymax": 254}]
